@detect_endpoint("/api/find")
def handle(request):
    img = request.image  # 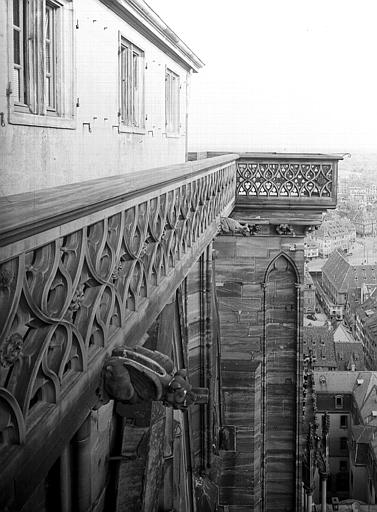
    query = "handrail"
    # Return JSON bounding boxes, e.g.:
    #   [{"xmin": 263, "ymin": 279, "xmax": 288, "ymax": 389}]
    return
[{"xmin": 0, "ymin": 154, "xmax": 239, "ymax": 249}]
